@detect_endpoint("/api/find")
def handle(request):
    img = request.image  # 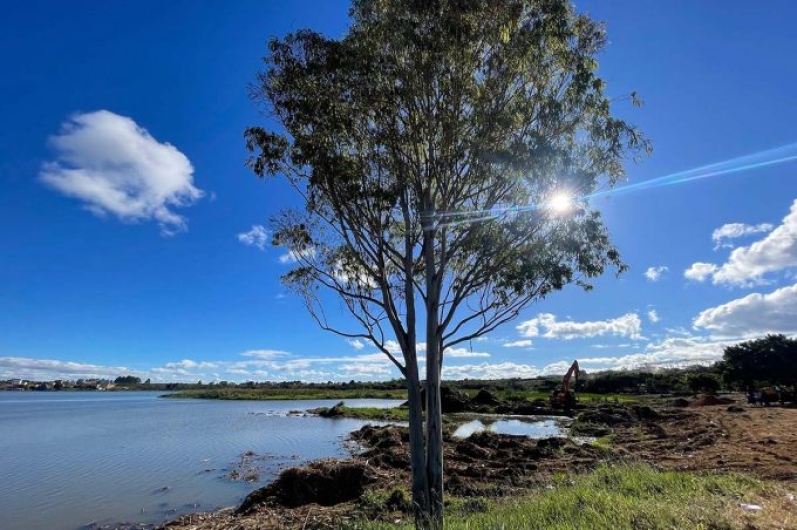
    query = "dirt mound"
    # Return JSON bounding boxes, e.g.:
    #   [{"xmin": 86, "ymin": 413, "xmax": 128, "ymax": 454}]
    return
[
  {"xmin": 473, "ymin": 388, "xmax": 501, "ymax": 406},
  {"xmin": 236, "ymin": 460, "xmax": 376, "ymax": 514},
  {"xmin": 690, "ymin": 395, "xmax": 734, "ymax": 407},
  {"xmin": 314, "ymin": 401, "xmax": 346, "ymax": 417},
  {"xmin": 576, "ymin": 406, "xmax": 633, "ymax": 426},
  {"xmin": 669, "ymin": 398, "xmax": 691, "ymax": 407},
  {"xmin": 355, "ymin": 424, "xmax": 407, "ymax": 448}
]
